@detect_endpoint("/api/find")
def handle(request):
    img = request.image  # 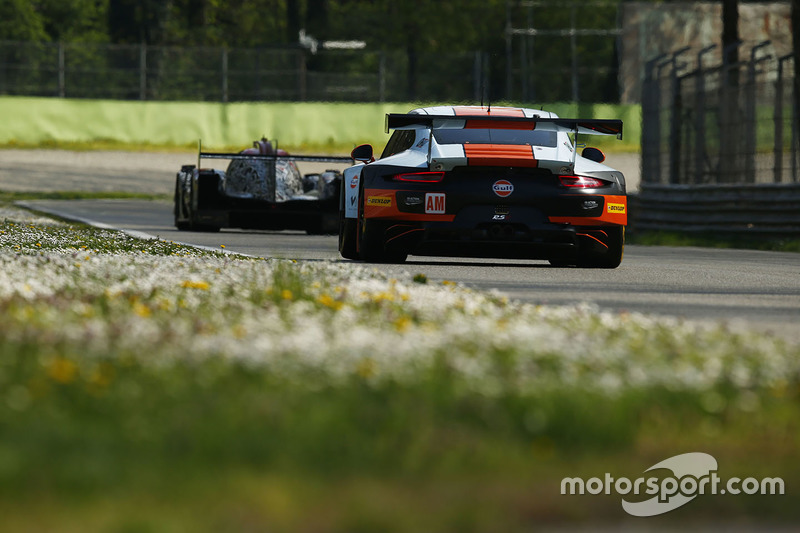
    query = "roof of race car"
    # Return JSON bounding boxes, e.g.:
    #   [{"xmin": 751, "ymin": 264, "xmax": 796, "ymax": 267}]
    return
[{"xmin": 409, "ymin": 105, "xmax": 558, "ymax": 119}]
